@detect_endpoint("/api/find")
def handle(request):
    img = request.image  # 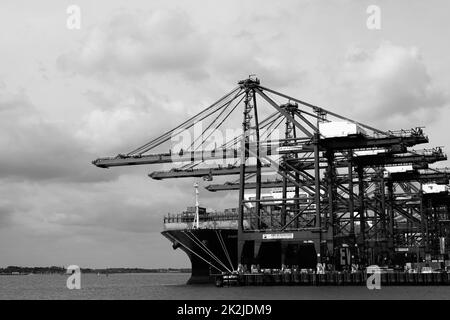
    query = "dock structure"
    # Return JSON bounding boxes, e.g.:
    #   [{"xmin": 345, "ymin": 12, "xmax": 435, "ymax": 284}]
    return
[
  {"xmin": 94, "ymin": 77, "xmax": 450, "ymax": 283},
  {"xmin": 216, "ymin": 271, "xmax": 450, "ymax": 287}
]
